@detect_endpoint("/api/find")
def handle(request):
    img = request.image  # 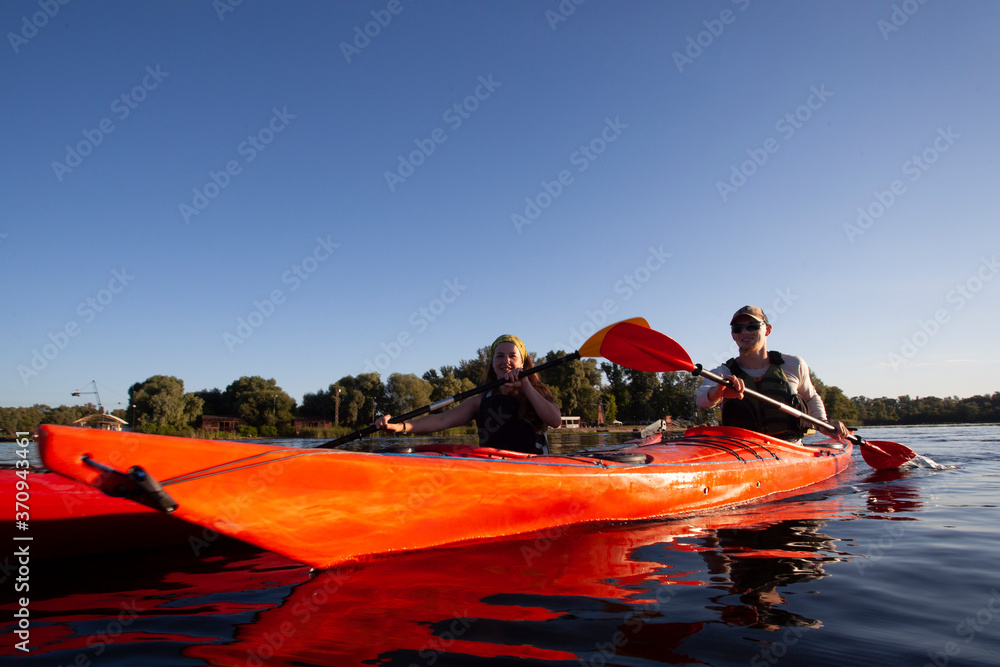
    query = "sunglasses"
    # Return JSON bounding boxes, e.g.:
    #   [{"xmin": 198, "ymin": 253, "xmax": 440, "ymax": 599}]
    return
[{"xmin": 731, "ymin": 322, "xmax": 764, "ymax": 334}]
